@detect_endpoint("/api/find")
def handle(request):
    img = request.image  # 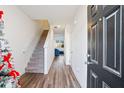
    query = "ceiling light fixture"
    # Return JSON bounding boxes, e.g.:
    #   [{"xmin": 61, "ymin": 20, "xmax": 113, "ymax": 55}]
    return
[{"xmin": 54, "ymin": 25, "xmax": 61, "ymax": 29}]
